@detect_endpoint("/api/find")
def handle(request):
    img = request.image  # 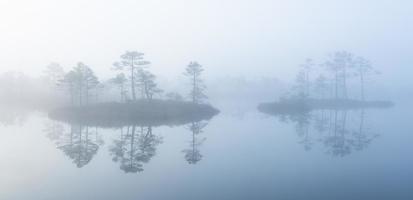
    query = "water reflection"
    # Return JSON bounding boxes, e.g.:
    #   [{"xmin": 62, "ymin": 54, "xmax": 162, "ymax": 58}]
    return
[
  {"xmin": 183, "ymin": 121, "xmax": 208, "ymax": 164},
  {"xmin": 273, "ymin": 109, "xmax": 379, "ymax": 157},
  {"xmin": 47, "ymin": 123, "xmax": 103, "ymax": 168},
  {"xmin": 110, "ymin": 126, "xmax": 162, "ymax": 173},
  {"xmin": 44, "ymin": 119, "xmax": 211, "ymax": 172}
]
